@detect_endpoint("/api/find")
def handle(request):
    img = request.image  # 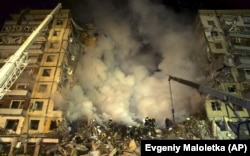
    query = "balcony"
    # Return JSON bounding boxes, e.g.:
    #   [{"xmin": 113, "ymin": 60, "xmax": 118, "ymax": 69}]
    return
[{"xmin": 0, "ymin": 108, "xmax": 26, "ymax": 116}]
